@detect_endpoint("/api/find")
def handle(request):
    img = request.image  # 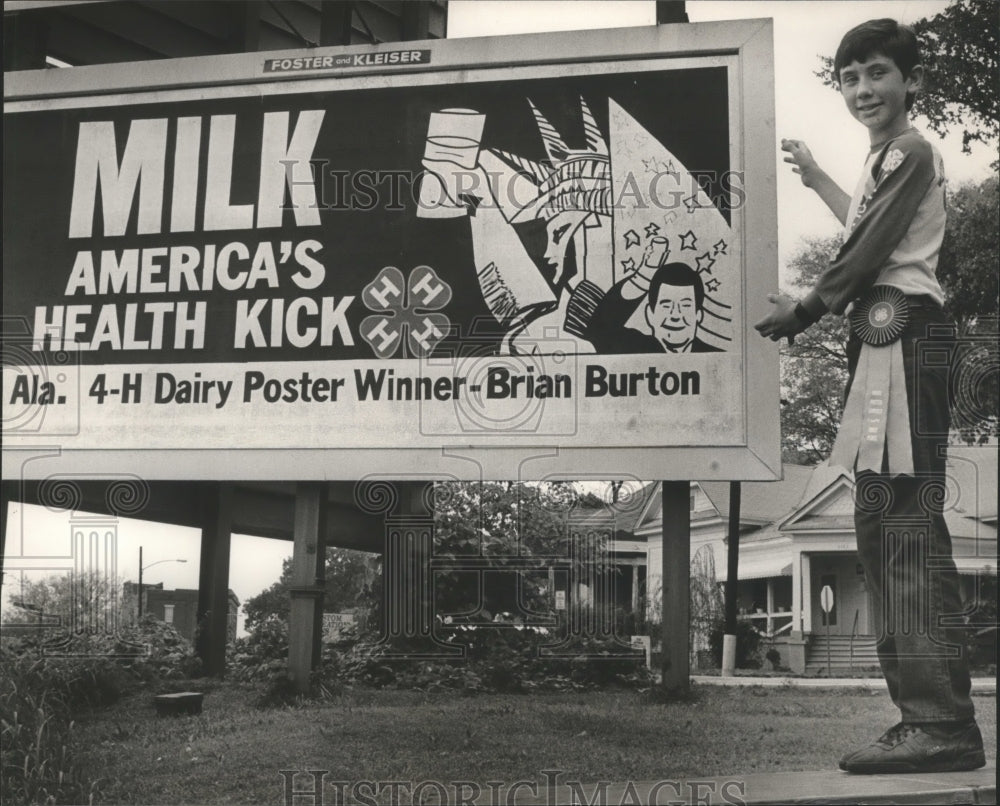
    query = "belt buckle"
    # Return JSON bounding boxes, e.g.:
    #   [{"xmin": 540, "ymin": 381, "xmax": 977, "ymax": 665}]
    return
[{"xmin": 850, "ymin": 286, "xmax": 909, "ymax": 346}]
